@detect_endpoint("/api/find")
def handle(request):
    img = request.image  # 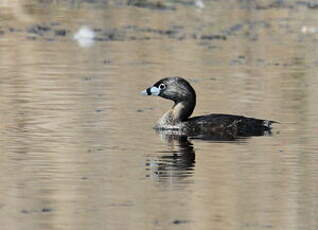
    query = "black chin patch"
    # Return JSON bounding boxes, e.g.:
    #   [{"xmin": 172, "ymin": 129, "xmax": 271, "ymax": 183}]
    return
[{"xmin": 146, "ymin": 87, "xmax": 151, "ymax": 95}]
